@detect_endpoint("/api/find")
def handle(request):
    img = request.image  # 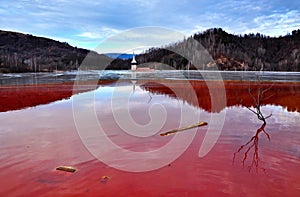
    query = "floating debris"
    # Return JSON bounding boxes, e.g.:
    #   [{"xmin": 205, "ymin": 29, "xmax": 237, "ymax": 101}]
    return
[
  {"xmin": 56, "ymin": 165, "xmax": 77, "ymax": 173},
  {"xmin": 160, "ymin": 122, "xmax": 208, "ymax": 136},
  {"xmin": 100, "ymin": 176, "xmax": 110, "ymax": 183}
]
